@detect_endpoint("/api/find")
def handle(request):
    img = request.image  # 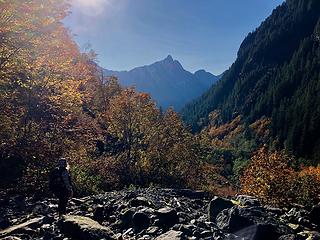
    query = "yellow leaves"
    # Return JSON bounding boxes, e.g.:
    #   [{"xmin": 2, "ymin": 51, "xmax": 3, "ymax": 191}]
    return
[
  {"xmin": 240, "ymin": 147, "xmax": 296, "ymax": 206},
  {"xmin": 87, "ymin": 82, "xmax": 206, "ymax": 189},
  {"xmin": 42, "ymin": 17, "xmax": 55, "ymax": 26},
  {"xmin": 0, "ymin": 0, "xmax": 100, "ymax": 192},
  {"xmin": 241, "ymin": 147, "xmax": 320, "ymax": 206}
]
